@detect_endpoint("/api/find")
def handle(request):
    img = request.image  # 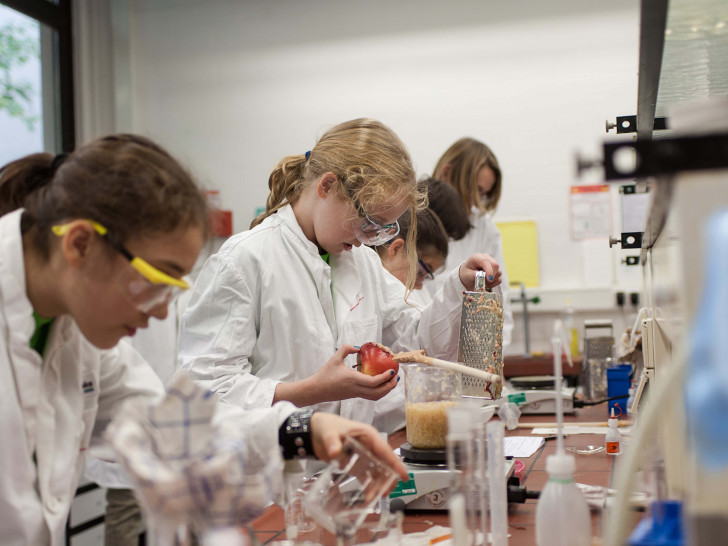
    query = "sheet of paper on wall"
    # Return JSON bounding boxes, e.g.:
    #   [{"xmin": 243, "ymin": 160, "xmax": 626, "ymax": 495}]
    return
[
  {"xmin": 621, "ymin": 190, "xmax": 650, "ymax": 232},
  {"xmin": 570, "ymin": 184, "xmax": 612, "ymax": 240}
]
